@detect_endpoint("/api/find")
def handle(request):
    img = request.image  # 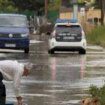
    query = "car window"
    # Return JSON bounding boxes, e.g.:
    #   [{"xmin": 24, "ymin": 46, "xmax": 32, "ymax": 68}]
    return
[
  {"xmin": 55, "ymin": 25, "xmax": 82, "ymax": 34},
  {"xmin": 0, "ymin": 16, "xmax": 27, "ymax": 27}
]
